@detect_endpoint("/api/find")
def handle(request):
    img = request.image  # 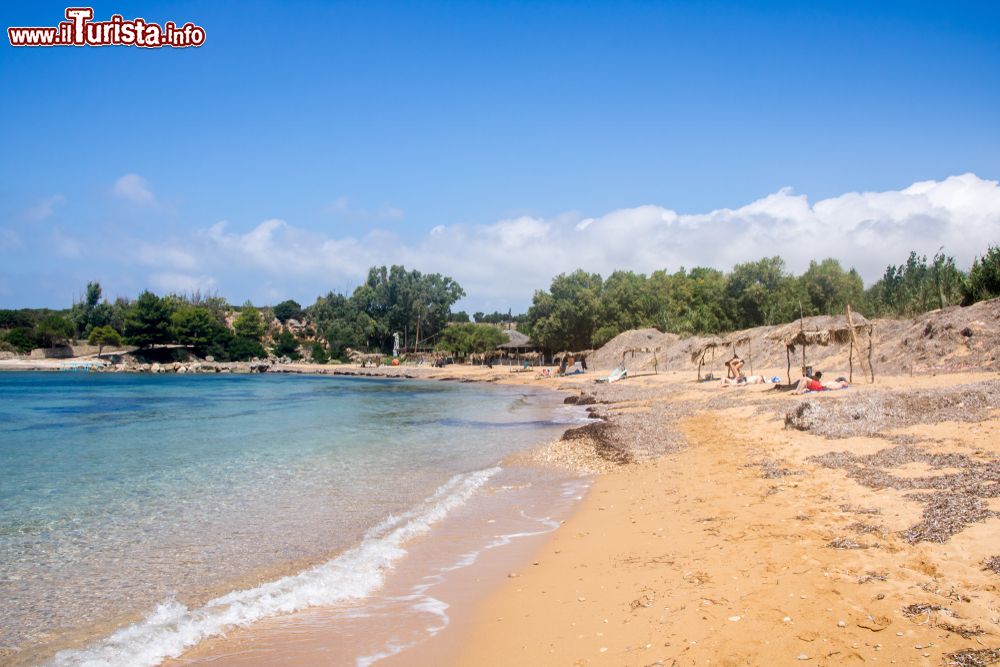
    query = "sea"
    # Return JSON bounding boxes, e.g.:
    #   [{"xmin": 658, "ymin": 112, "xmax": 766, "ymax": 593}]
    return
[{"xmin": 0, "ymin": 372, "xmax": 589, "ymax": 666}]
